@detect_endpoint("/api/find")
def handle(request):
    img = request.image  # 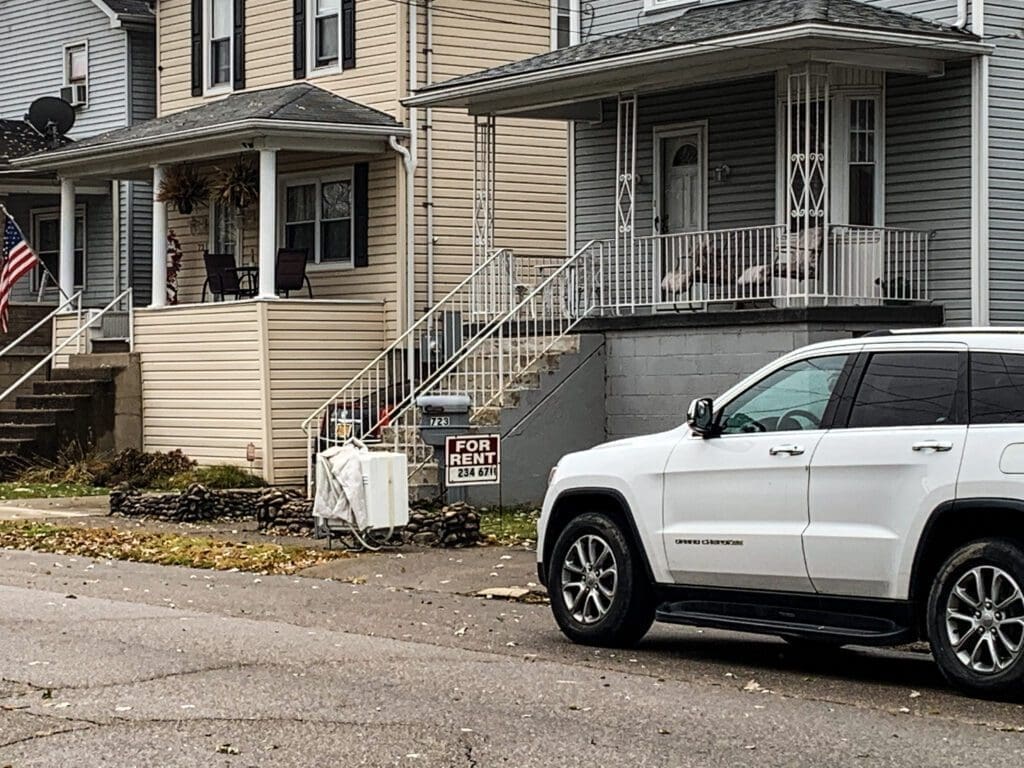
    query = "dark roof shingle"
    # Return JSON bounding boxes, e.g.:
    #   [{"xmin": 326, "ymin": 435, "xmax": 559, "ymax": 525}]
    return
[
  {"xmin": 0, "ymin": 120, "xmax": 70, "ymax": 166},
  {"xmin": 96, "ymin": 0, "xmax": 154, "ymax": 20},
  {"xmin": 53, "ymin": 84, "xmax": 401, "ymax": 154},
  {"xmin": 416, "ymin": 0, "xmax": 979, "ymax": 94}
]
